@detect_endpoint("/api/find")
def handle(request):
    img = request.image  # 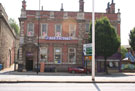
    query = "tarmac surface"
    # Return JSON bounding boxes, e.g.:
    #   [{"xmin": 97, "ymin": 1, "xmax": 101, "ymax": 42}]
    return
[{"xmin": 0, "ymin": 65, "xmax": 135, "ymax": 83}]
